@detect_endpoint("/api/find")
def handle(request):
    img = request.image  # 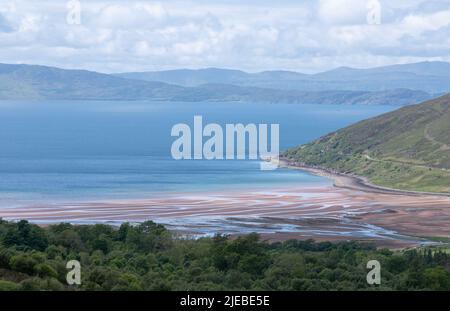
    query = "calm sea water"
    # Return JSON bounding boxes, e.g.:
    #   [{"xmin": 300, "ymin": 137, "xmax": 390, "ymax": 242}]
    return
[{"xmin": 0, "ymin": 101, "xmax": 395, "ymax": 205}]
